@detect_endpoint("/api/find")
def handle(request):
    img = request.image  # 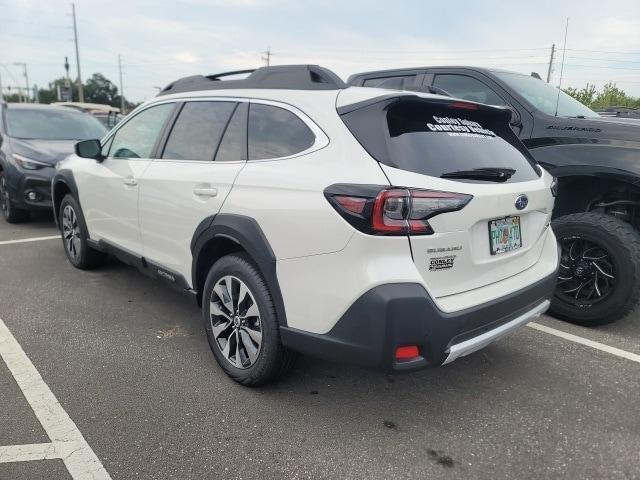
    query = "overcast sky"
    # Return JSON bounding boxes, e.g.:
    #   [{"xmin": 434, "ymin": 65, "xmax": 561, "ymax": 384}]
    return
[{"xmin": 2, "ymin": 0, "xmax": 639, "ymax": 102}]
